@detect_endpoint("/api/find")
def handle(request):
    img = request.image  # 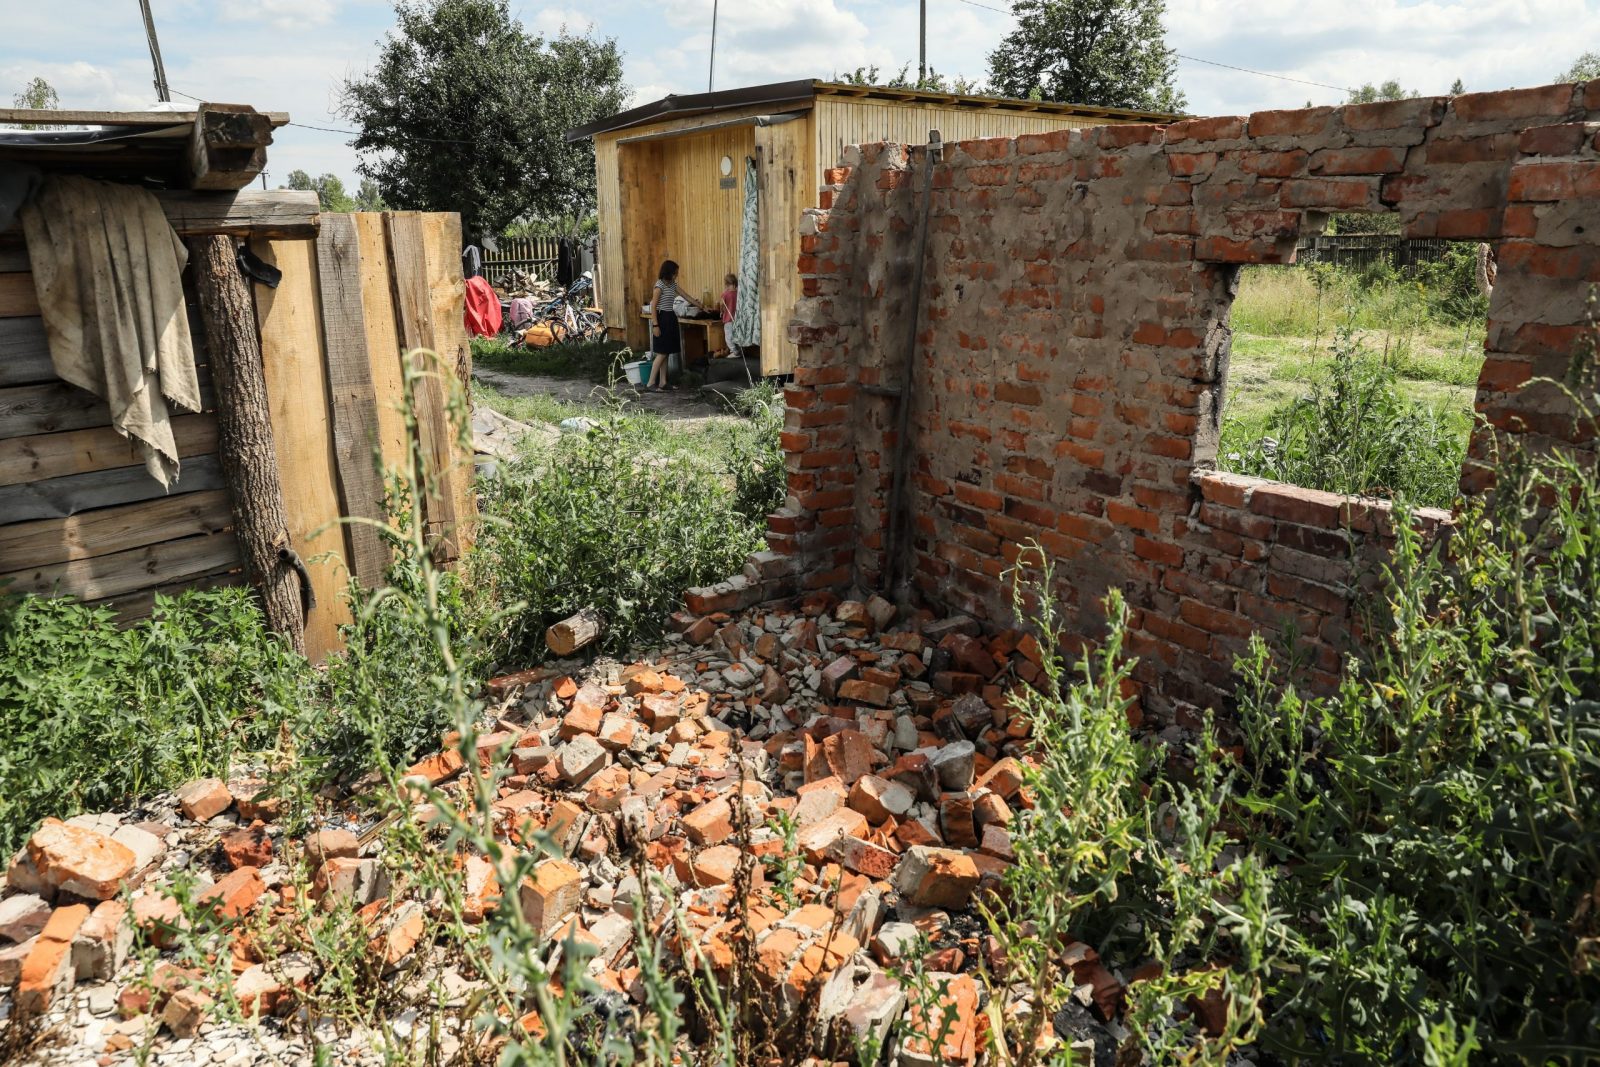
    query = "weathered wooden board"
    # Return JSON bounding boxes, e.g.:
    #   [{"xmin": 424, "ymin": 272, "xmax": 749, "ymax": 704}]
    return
[
  {"xmin": 0, "ymin": 489, "xmax": 233, "ymax": 570},
  {"xmin": 0, "ymin": 247, "xmax": 28, "ymax": 272},
  {"xmin": 0, "ymin": 273, "xmax": 40, "ymax": 318},
  {"xmin": 353, "ymin": 213, "xmax": 409, "ymax": 476},
  {"xmin": 0, "ymin": 318, "xmax": 54, "ymax": 386},
  {"xmin": 0, "ymin": 453, "xmax": 224, "ymax": 523},
  {"xmin": 0, "ymin": 108, "xmax": 288, "ymax": 127},
  {"xmin": 251, "ymin": 236, "xmax": 354, "ymax": 661},
  {"xmin": 153, "ymin": 190, "xmax": 319, "ymax": 239},
  {"xmin": 383, "ymin": 212, "xmax": 457, "ymax": 559},
  {"xmin": 421, "ymin": 211, "xmax": 475, "ymax": 552},
  {"xmin": 0, "ymin": 373, "xmax": 214, "ymax": 439},
  {"xmin": 755, "ymin": 117, "xmax": 812, "ymax": 377},
  {"xmin": 316, "ymin": 213, "xmax": 390, "ymax": 587},
  {"xmin": 0, "ymin": 529, "xmax": 240, "ymax": 601},
  {"xmin": 0, "ymin": 413, "xmax": 217, "ymax": 487}
]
